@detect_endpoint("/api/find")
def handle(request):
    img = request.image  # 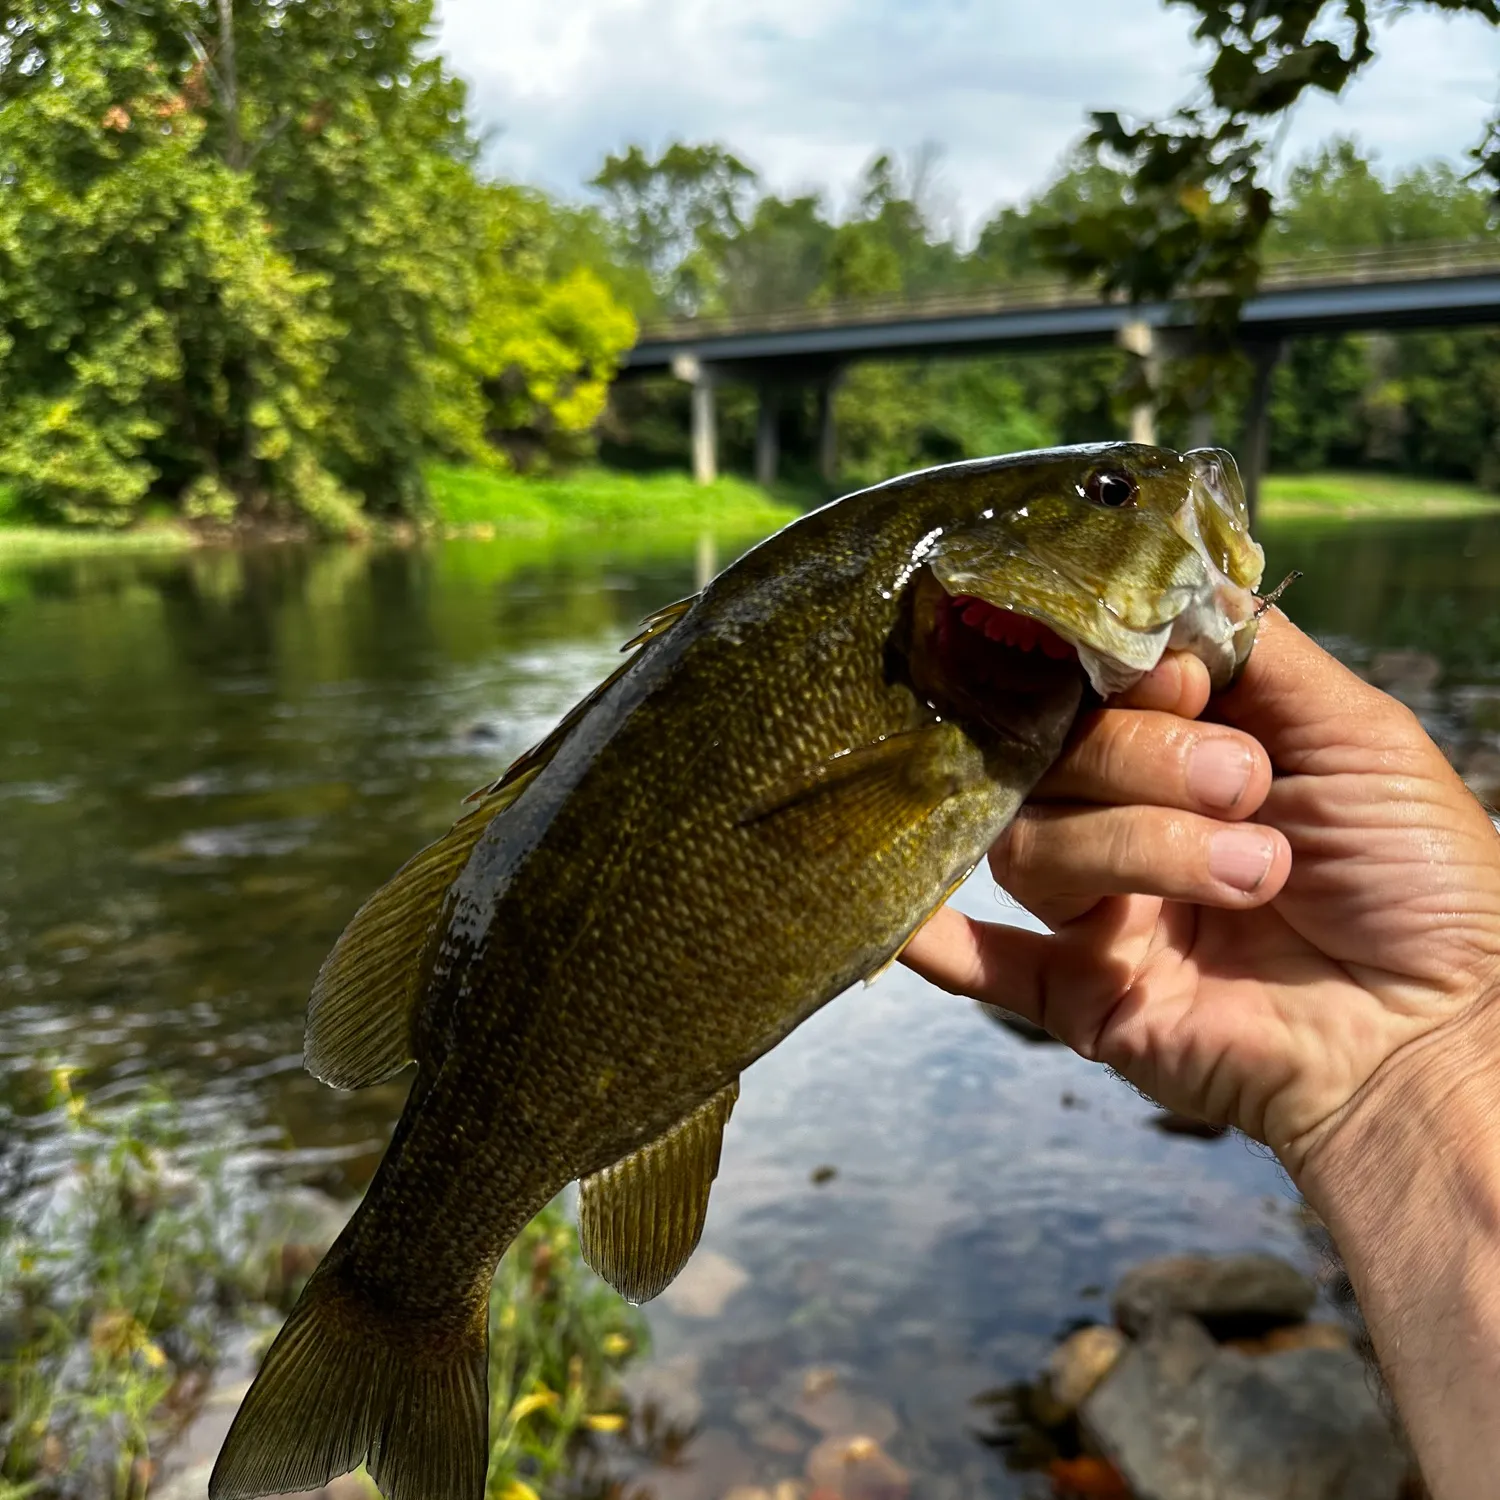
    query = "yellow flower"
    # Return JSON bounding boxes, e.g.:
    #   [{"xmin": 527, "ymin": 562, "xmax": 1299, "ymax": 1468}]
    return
[
  {"xmin": 584, "ymin": 1412, "xmax": 627, "ymax": 1434},
  {"xmin": 506, "ymin": 1390, "xmax": 558, "ymax": 1424}
]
